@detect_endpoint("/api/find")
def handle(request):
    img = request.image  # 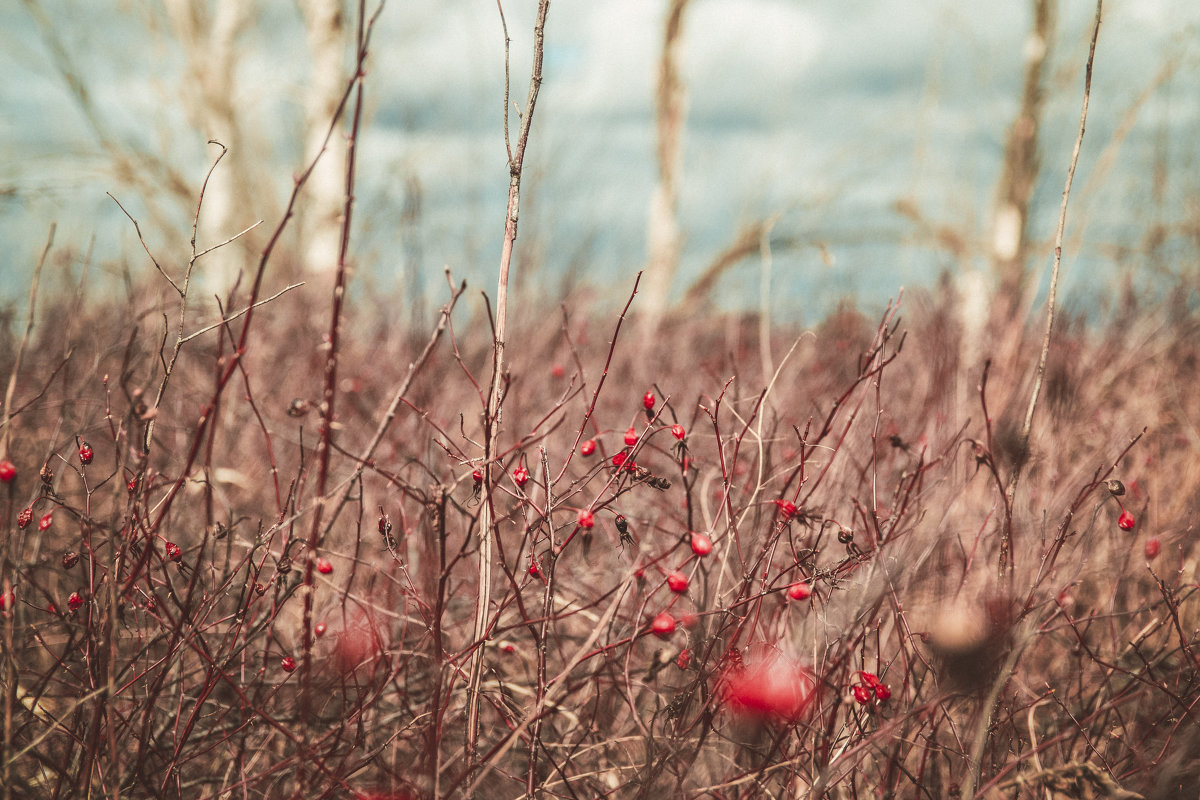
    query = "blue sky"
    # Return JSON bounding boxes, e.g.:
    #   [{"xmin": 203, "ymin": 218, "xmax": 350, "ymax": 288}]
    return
[{"xmin": 1, "ymin": 0, "xmax": 1197, "ymax": 319}]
